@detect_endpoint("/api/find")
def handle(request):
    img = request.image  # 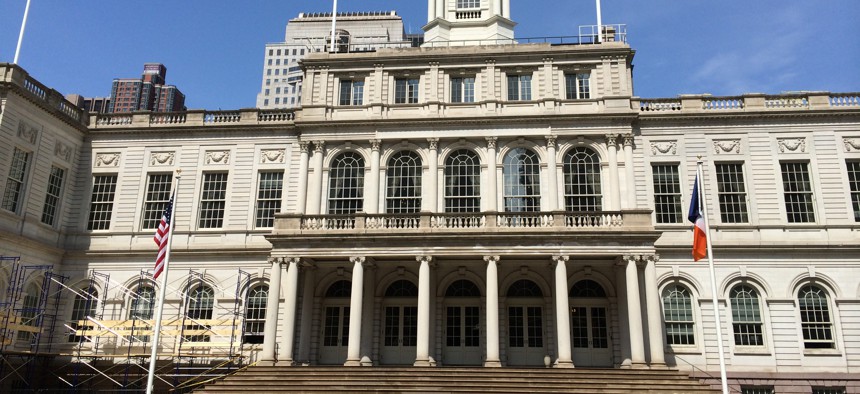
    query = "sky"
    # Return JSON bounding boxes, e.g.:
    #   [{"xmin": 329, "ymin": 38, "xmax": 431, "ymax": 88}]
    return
[{"xmin": 1, "ymin": 0, "xmax": 858, "ymax": 110}]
